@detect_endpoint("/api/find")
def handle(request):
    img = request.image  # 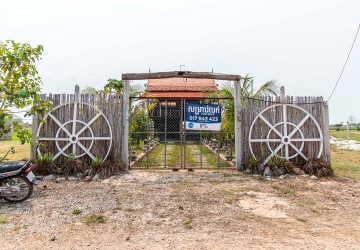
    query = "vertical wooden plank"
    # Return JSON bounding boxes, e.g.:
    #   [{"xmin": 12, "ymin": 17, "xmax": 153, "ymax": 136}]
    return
[
  {"xmin": 234, "ymin": 79, "xmax": 242, "ymax": 170},
  {"xmin": 322, "ymin": 101, "xmax": 331, "ymax": 162},
  {"xmin": 122, "ymin": 80, "xmax": 130, "ymax": 168}
]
